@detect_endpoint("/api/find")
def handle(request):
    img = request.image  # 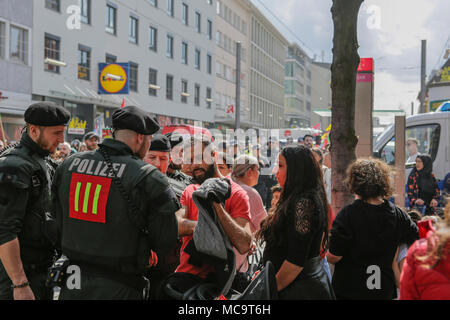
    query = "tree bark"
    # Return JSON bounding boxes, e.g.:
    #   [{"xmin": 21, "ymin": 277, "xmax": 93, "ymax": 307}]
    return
[{"xmin": 330, "ymin": 0, "xmax": 363, "ymax": 214}]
